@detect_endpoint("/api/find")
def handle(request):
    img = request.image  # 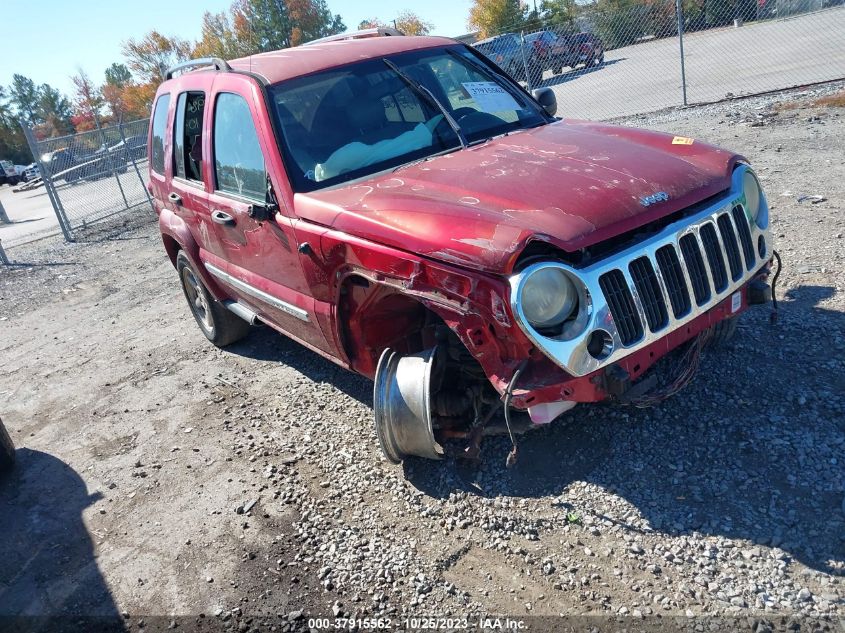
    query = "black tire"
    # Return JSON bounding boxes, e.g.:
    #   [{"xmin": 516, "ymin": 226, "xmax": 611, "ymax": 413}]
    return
[
  {"xmin": 176, "ymin": 251, "xmax": 251, "ymax": 347},
  {"xmin": 0, "ymin": 418, "xmax": 15, "ymax": 474},
  {"xmin": 552, "ymin": 65, "xmax": 562, "ymax": 75},
  {"xmin": 707, "ymin": 316, "xmax": 738, "ymax": 348}
]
